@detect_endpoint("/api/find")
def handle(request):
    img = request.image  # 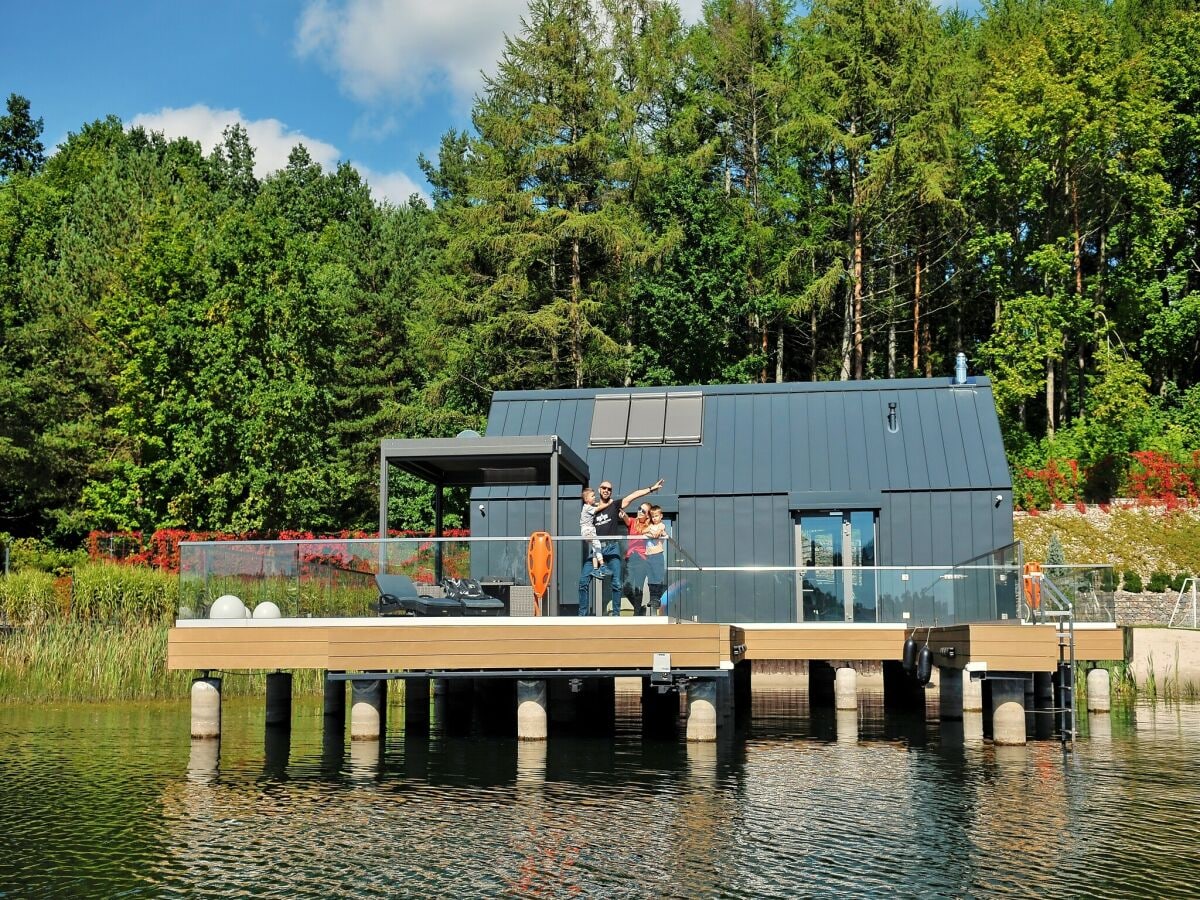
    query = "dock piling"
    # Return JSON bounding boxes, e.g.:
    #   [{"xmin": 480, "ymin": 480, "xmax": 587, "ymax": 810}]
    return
[
  {"xmin": 834, "ymin": 667, "xmax": 857, "ymax": 711},
  {"xmin": 686, "ymin": 679, "xmax": 718, "ymax": 742},
  {"xmin": 1086, "ymin": 667, "xmax": 1111, "ymax": 713},
  {"xmin": 990, "ymin": 678, "xmax": 1027, "ymax": 746},
  {"xmin": 350, "ymin": 678, "xmax": 387, "ymax": 741},
  {"xmin": 939, "ymin": 666, "xmax": 963, "ymax": 720},
  {"xmin": 265, "ymin": 672, "xmax": 292, "ymax": 728},
  {"xmin": 405, "ymin": 677, "xmax": 431, "ymax": 732},
  {"xmin": 517, "ymin": 679, "xmax": 548, "ymax": 741},
  {"xmin": 190, "ymin": 676, "xmax": 222, "ymax": 740}
]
